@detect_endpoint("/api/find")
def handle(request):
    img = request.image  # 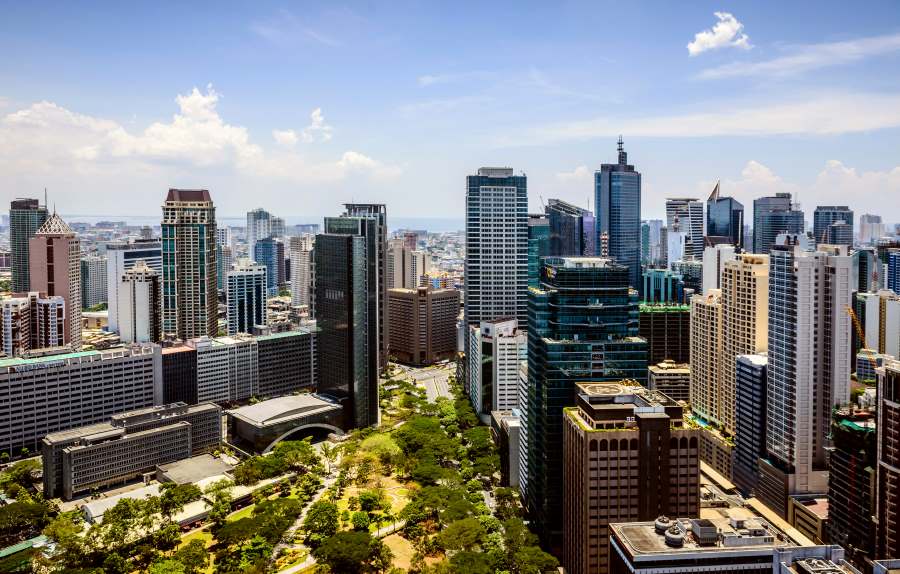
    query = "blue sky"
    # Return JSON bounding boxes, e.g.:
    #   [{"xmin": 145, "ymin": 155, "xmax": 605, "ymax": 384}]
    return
[{"xmin": 1, "ymin": 1, "xmax": 900, "ymax": 224}]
